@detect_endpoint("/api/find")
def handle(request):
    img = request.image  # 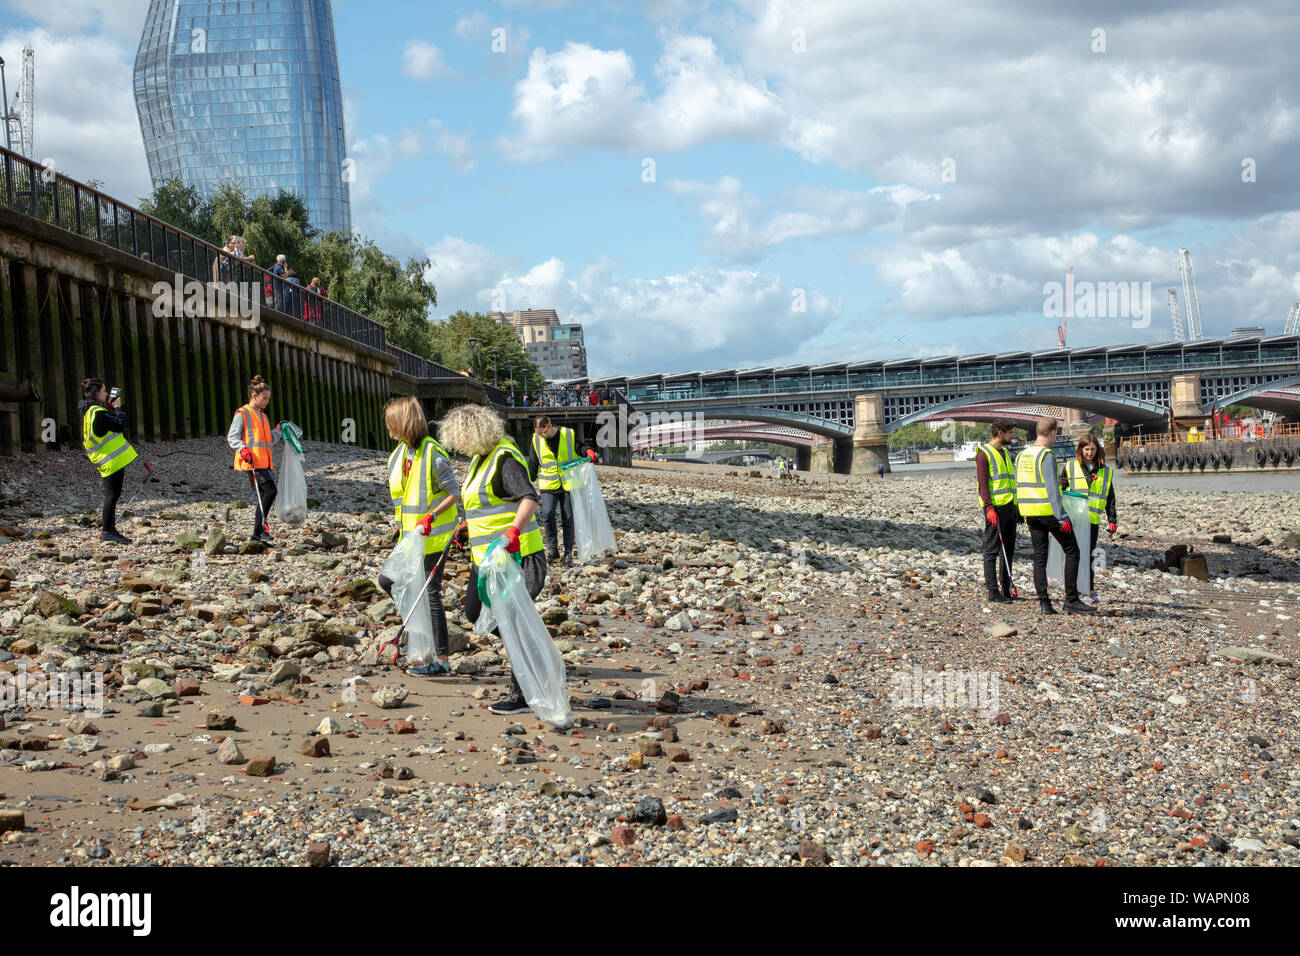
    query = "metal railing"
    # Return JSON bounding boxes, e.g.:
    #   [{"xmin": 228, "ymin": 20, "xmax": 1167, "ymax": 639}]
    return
[{"xmin": 1, "ymin": 144, "xmax": 387, "ymax": 355}]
